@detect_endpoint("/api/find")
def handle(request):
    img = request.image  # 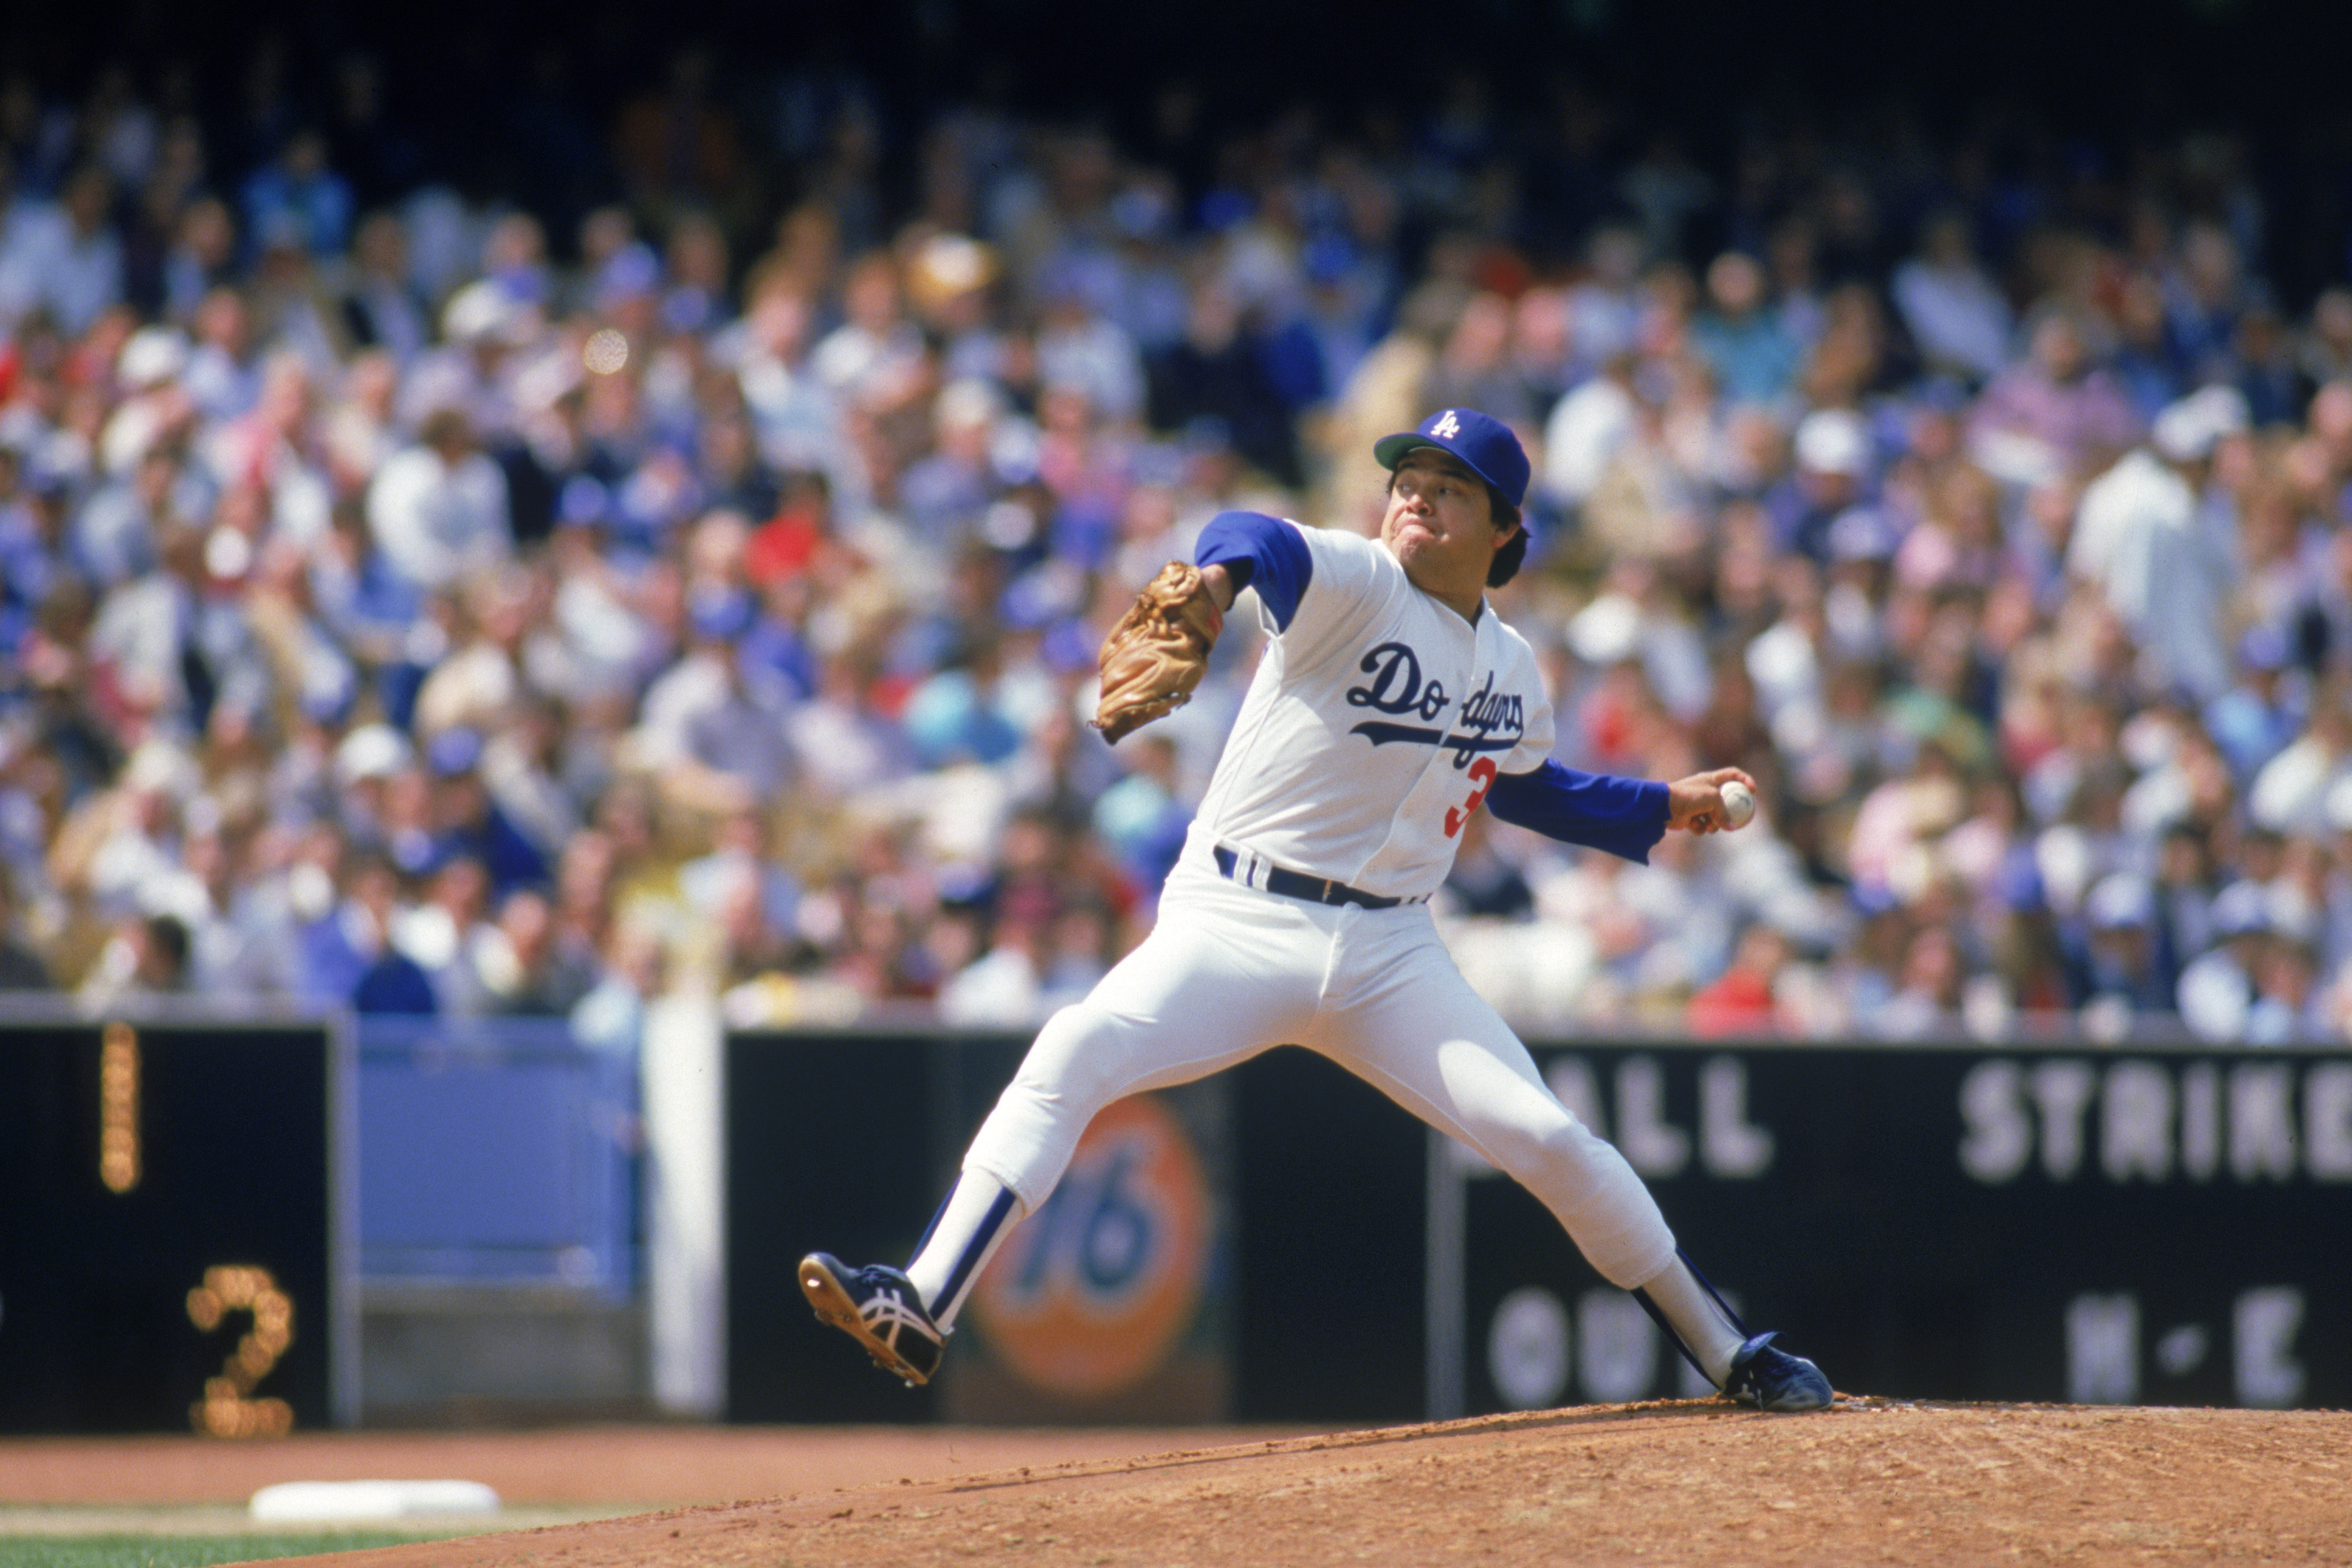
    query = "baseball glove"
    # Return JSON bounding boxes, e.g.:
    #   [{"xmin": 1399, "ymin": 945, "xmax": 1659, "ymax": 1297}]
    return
[{"xmin": 1092, "ymin": 560, "xmax": 1224, "ymax": 744}]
